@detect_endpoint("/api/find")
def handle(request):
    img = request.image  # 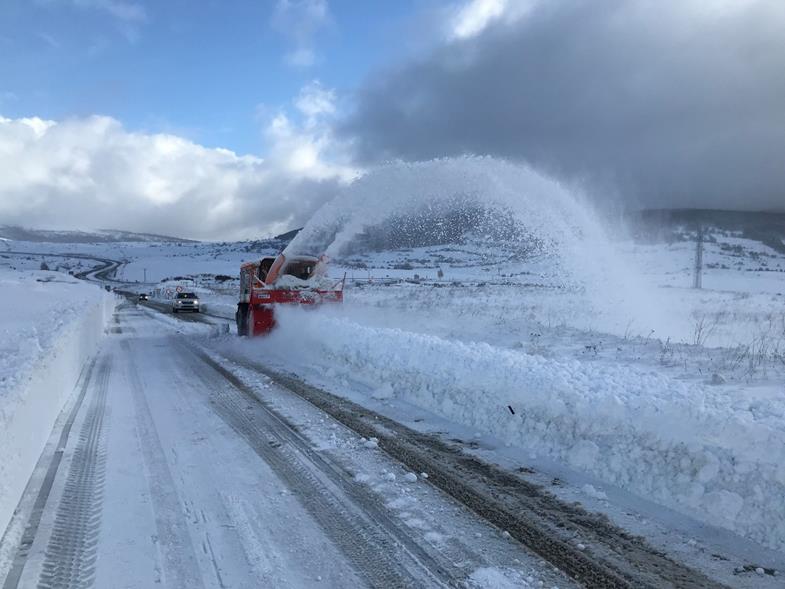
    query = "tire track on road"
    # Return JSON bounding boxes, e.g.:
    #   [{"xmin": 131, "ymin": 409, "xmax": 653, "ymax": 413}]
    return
[
  {"xmin": 1, "ymin": 360, "xmax": 98, "ymax": 589},
  {"xmin": 36, "ymin": 357, "xmax": 111, "ymax": 589},
  {"xmin": 121, "ymin": 339, "xmax": 206, "ymax": 589},
  {"xmin": 183, "ymin": 344, "xmax": 462, "ymax": 589}
]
